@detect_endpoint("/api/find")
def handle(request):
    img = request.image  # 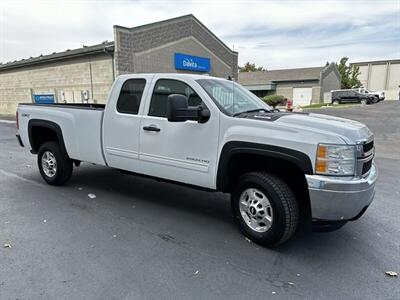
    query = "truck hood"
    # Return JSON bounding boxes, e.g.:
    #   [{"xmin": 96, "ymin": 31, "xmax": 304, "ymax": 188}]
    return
[{"xmin": 249, "ymin": 112, "xmax": 373, "ymax": 144}]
